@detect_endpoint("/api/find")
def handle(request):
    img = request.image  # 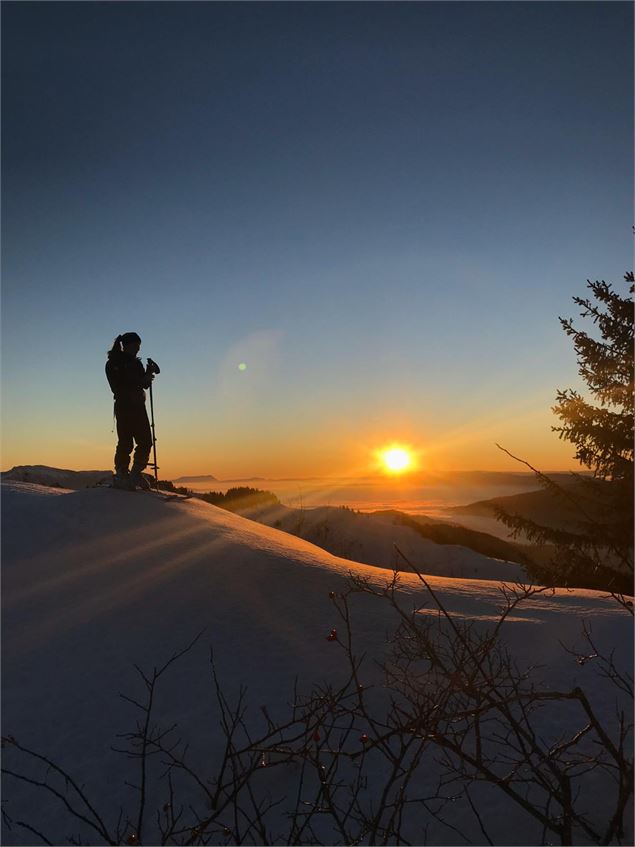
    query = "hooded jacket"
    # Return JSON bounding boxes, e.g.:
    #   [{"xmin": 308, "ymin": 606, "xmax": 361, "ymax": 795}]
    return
[{"xmin": 105, "ymin": 351, "xmax": 152, "ymax": 409}]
